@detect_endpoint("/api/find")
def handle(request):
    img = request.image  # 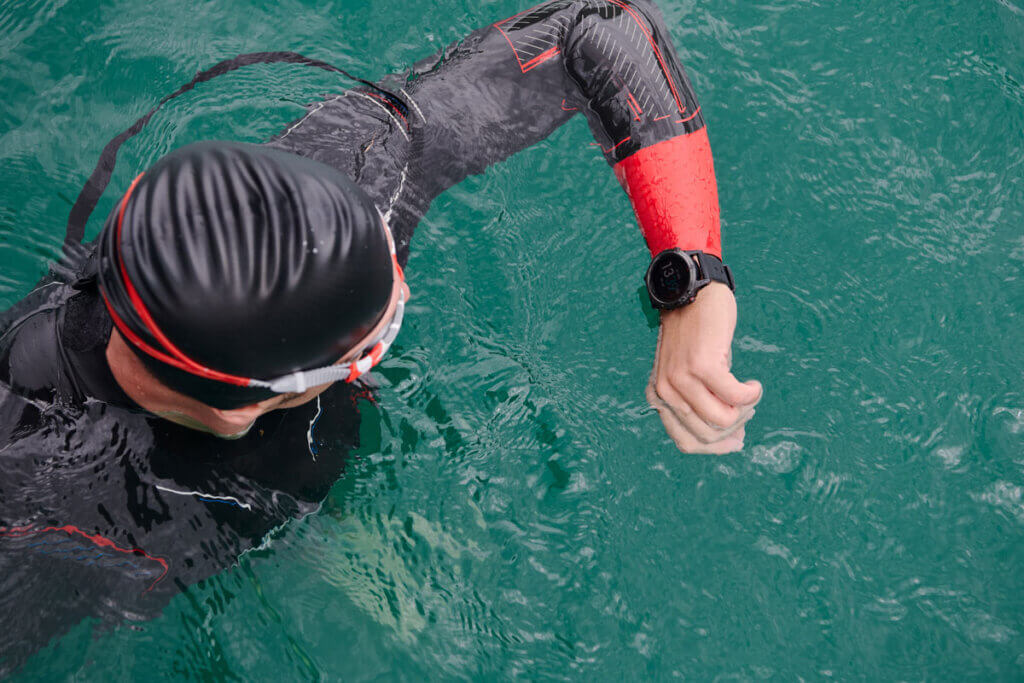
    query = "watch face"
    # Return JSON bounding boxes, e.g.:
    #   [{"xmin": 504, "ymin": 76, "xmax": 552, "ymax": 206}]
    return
[{"xmin": 650, "ymin": 251, "xmax": 693, "ymax": 305}]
